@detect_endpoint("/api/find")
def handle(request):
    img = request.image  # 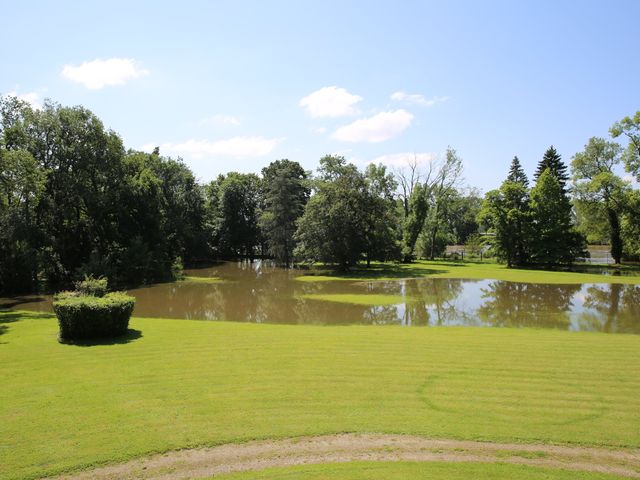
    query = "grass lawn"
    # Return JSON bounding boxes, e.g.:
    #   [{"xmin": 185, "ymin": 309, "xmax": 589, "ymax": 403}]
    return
[
  {"xmin": 213, "ymin": 461, "xmax": 626, "ymax": 480},
  {"xmin": 296, "ymin": 259, "xmax": 640, "ymax": 285},
  {"xmin": 1, "ymin": 311, "xmax": 639, "ymax": 479}
]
